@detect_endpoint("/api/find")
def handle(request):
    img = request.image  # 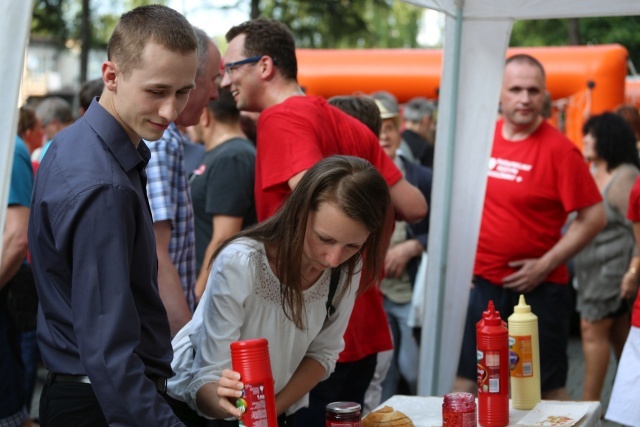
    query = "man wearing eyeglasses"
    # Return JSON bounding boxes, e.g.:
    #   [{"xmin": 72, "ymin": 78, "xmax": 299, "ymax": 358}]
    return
[
  {"xmin": 145, "ymin": 28, "xmax": 222, "ymax": 336},
  {"xmin": 219, "ymin": 17, "xmax": 427, "ymax": 427},
  {"xmin": 220, "ymin": 17, "xmax": 426, "ymax": 225}
]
